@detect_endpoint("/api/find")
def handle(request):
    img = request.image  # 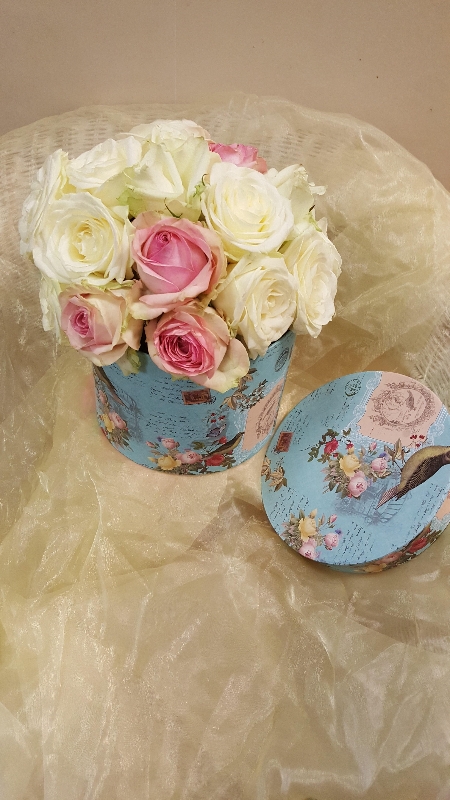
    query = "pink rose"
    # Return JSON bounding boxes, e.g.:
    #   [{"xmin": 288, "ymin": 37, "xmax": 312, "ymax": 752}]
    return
[
  {"xmin": 329, "ymin": 514, "xmax": 337, "ymax": 524},
  {"xmin": 371, "ymin": 457, "xmax": 388, "ymax": 473},
  {"xmin": 209, "ymin": 142, "xmax": 268, "ymax": 173},
  {"xmin": 131, "ymin": 216, "xmax": 226, "ymax": 319},
  {"xmin": 323, "ymin": 533, "xmax": 339, "ymax": 550},
  {"xmin": 60, "ymin": 284, "xmax": 143, "ymax": 366},
  {"xmin": 299, "ymin": 542, "xmax": 318, "ymax": 560},
  {"xmin": 160, "ymin": 438, "xmax": 179, "ymax": 450},
  {"xmin": 324, "ymin": 439, "xmax": 339, "ymax": 455},
  {"xmin": 378, "ymin": 551, "xmax": 402, "ymax": 564},
  {"xmin": 176, "ymin": 450, "xmax": 202, "ymax": 464},
  {"xmin": 145, "ymin": 302, "xmax": 250, "ymax": 392},
  {"xmin": 109, "ymin": 411, "xmax": 127, "ymax": 429},
  {"xmin": 347, "ymin": 470, "xmax": 368, "ymax": 498}
]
